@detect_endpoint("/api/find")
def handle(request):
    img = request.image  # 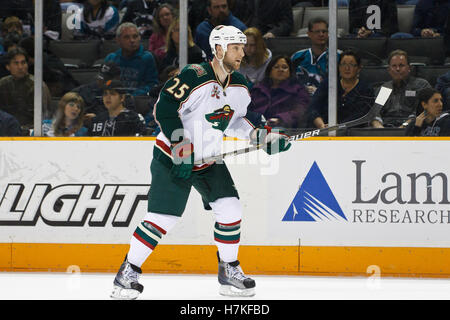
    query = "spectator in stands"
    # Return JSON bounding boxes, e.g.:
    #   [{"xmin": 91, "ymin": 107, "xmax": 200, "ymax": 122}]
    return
[
  {"xmin": 1, "ymin": 32, "xmax": 21, "ymax": 53},
  {"xmin": 148, "ymin": 3, "xmax": 176, "ymax": 63},
  {"xmin": 411, "ymin": 0, "xmax": 450, "ymax": 38},
  {"xmin": 244, "ymin": 0, "xmax": 293, "ymax": 39},
  {"xmin": 42, "ymin": 92, "xmax": 88, "ymax": 136},
  {"xmin": 405, "ymin": 87, "xmax": 450, "ymax": 136},
  {"xmin": 105, "ymin": 22, "xmax": 159, "ymax": 96},
  {"xmin": 159, "ymin": 18, "xmax": 205, "ymax": 72},
  {"xmin": 248, "ymin": 55, "xmax": 310, "ymax": 129},
  {"xmin": 72, "ymin": 61, "xmax": 122, "ymax": 117},
  {"xmin": 194, "ymin": 0, "xmax": 247, "ymax": 60},
  {"xmin": 0, "ymin": 47, "xmax": 52, "ymax": 130},
  {"xmin": 188, "ymin": 0, "xmax": 249, "ymax": 34},
  {"xmin": 291, "ymin": 17, "xmax": 341, "ymax": 96},
  {"xmin": 308, "ymin": 50, "xmax": 375, "ymax": 129},
  {"xmin": 1, "ymin": 16, "xmax": 23, "ymax": 36},
  {"xmin": 88, "ymin": 79, "xmax": 146, "ymax": 136},
  {"xmin": 73, "ymin": 0, "xmax": 120, "ymax": 40},
  {"xmin": 348, "ymin": 0, "xmax": 399, "ymax": 38},
  {"xmin": 238, "ymin": 27, "xmax": 272, "ymax": 87},
  {"xmin": 372, "ymin": 49, "xmax": 431, "ymax": 128},
  {"xmin": 0, "ymin": 16, "xmax": 25, "ymax": 54},
  {"xmin": 436, "ymin": 70, "xmax": 450, "ymax": 110},
  {"xmin": 0, "ymin": 32, "xmax": 23, "ymax": 78},
  {"xmin": 121, "ymin": 0, "xmax": 158, "ymax": 38}
]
